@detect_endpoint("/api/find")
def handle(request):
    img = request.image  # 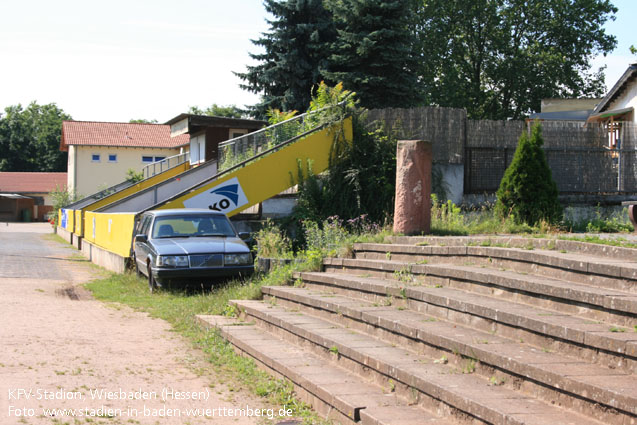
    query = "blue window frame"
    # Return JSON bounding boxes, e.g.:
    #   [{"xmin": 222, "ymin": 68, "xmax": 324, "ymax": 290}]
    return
[
  {"xmin": 92, "ymin": 154, "xmax": 101, "ymax": 162},
  {"xmin": 142, "ymin": 156, "xmax": 154, "ymax": 163},
  {"xmin": 154, "ymin": 156, "xmax": 166, "ymax": 161},
  {"xmin": 108, "ymin": 154, "xmax": 117, "ymax": 162}
]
